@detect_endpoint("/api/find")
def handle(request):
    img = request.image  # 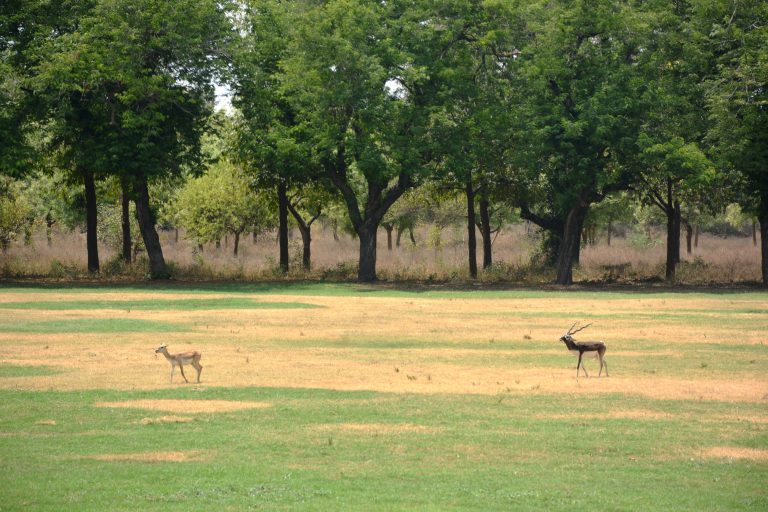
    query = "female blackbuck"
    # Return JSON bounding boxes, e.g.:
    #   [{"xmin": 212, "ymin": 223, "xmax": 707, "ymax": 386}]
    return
[
  {"xmin": 155, "ymin": 344, "xmax": 203, "ymax": 383},
  {"xmin": 559, "ymin": 323, "xmax": 608, "ymax": 378}
]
